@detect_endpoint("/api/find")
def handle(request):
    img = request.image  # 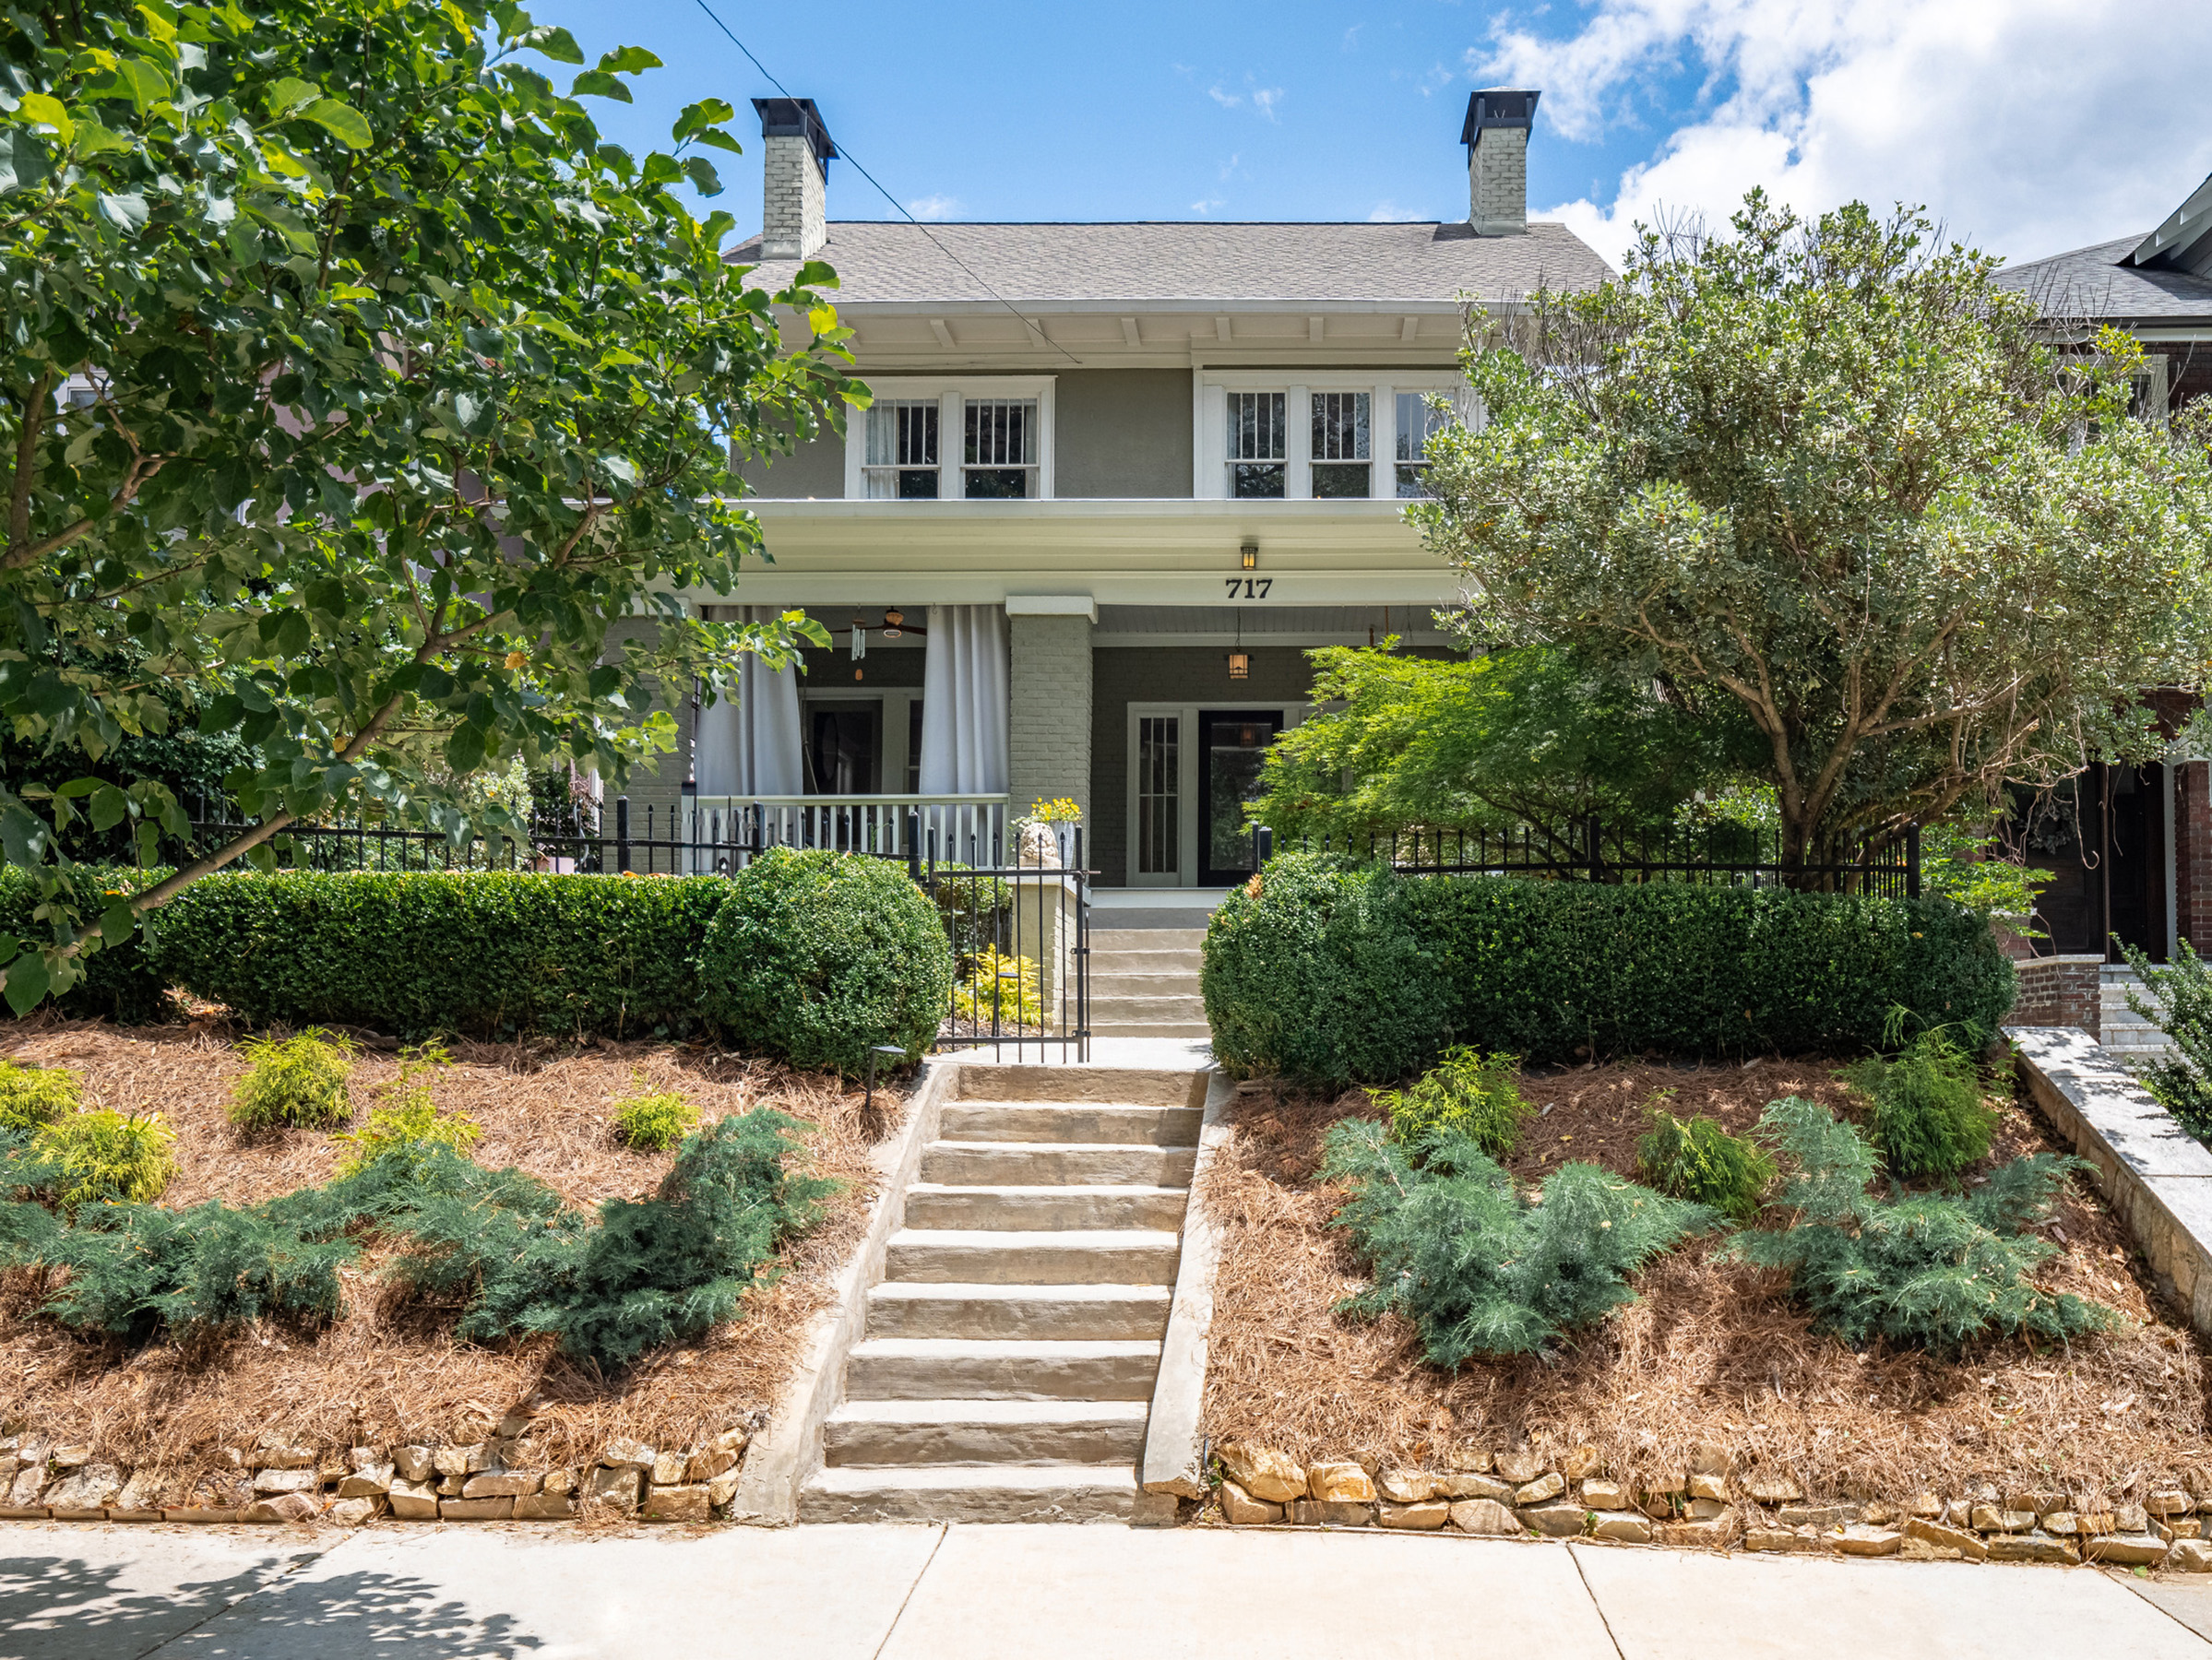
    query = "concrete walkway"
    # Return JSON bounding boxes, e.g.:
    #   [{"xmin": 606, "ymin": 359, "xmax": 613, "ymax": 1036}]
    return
[{"xmin": 6, "ymin": 1521, "xmax": 2212, "ymax": 1659}]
